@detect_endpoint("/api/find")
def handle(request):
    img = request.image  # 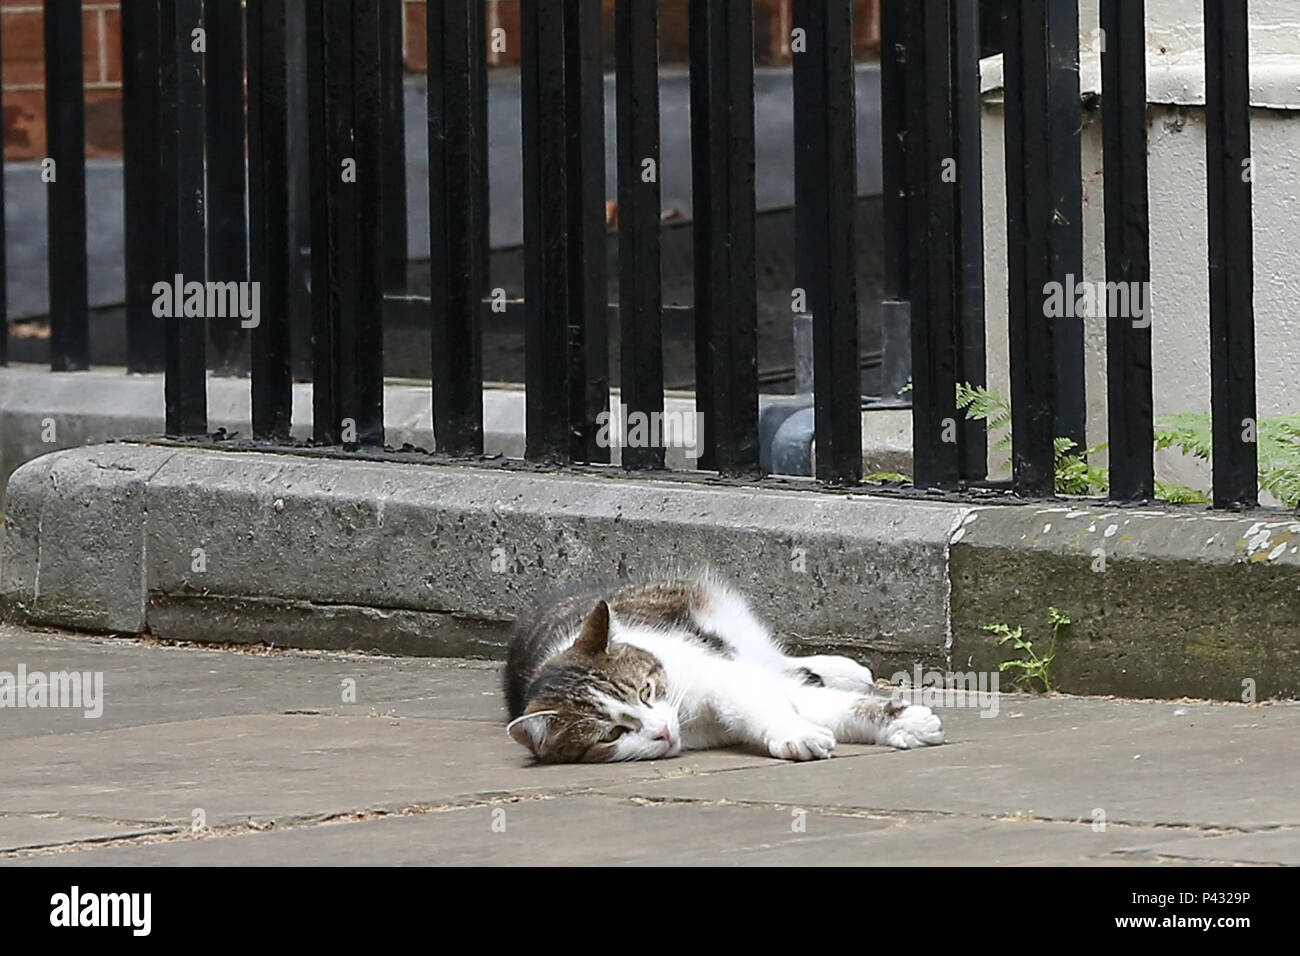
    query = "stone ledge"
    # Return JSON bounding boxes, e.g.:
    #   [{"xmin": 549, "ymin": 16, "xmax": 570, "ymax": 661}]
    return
[
  {"xmin": 2, "ymin": 444, "xmax": 960, "ymax": 668},
  {"xmin": 950, "ymin": 505, "xmax": 1300, "ymax": 700}
]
